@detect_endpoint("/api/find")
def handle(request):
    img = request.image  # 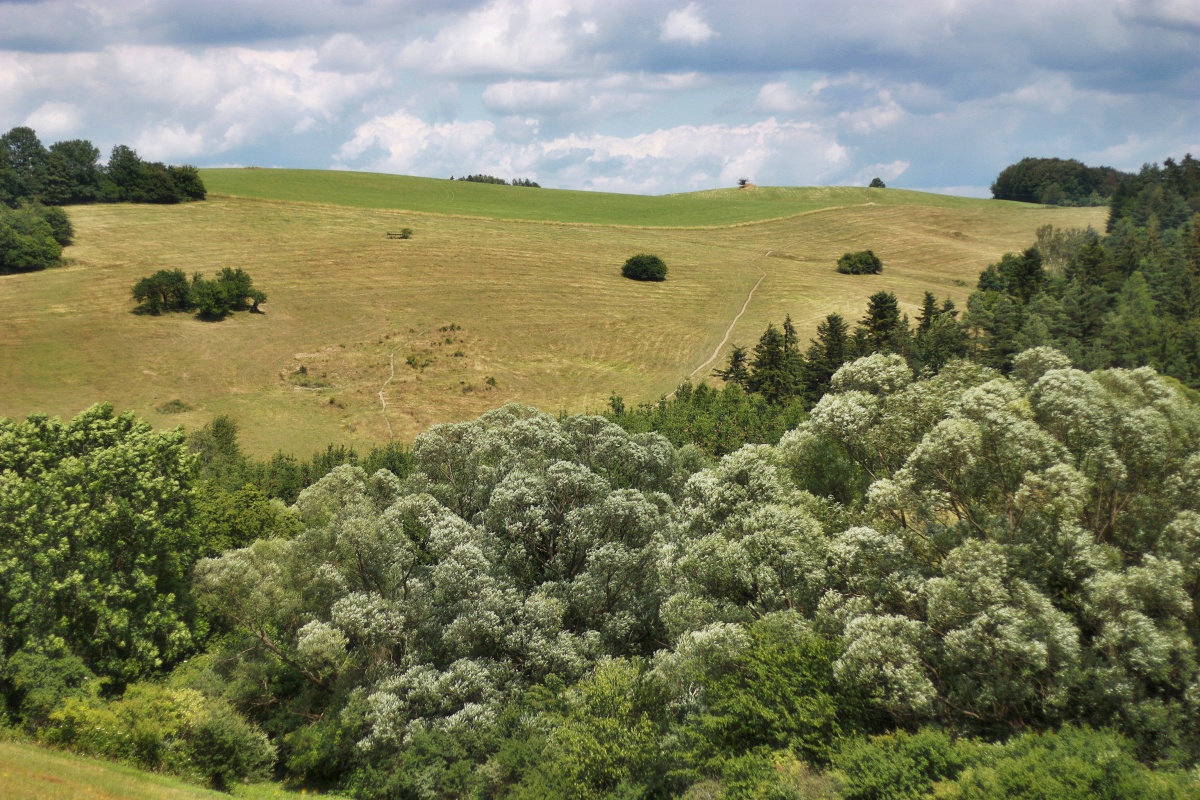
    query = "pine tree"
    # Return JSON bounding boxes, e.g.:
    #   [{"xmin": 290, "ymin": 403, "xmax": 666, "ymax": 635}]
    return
[
  {"xmin": 747, "ymin": 324, "xmax": 800, "ymax": 404},
  {"xmin": 802, "ymin": 313, "xmax": 849, "ymax": 401},
  {"xmin": 854, "ymin": 291, "xmax": 909, "ymax": 356},
  {"xmin": 715, "ymin": 345, "xmax": 751, "ymax": 389}
]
